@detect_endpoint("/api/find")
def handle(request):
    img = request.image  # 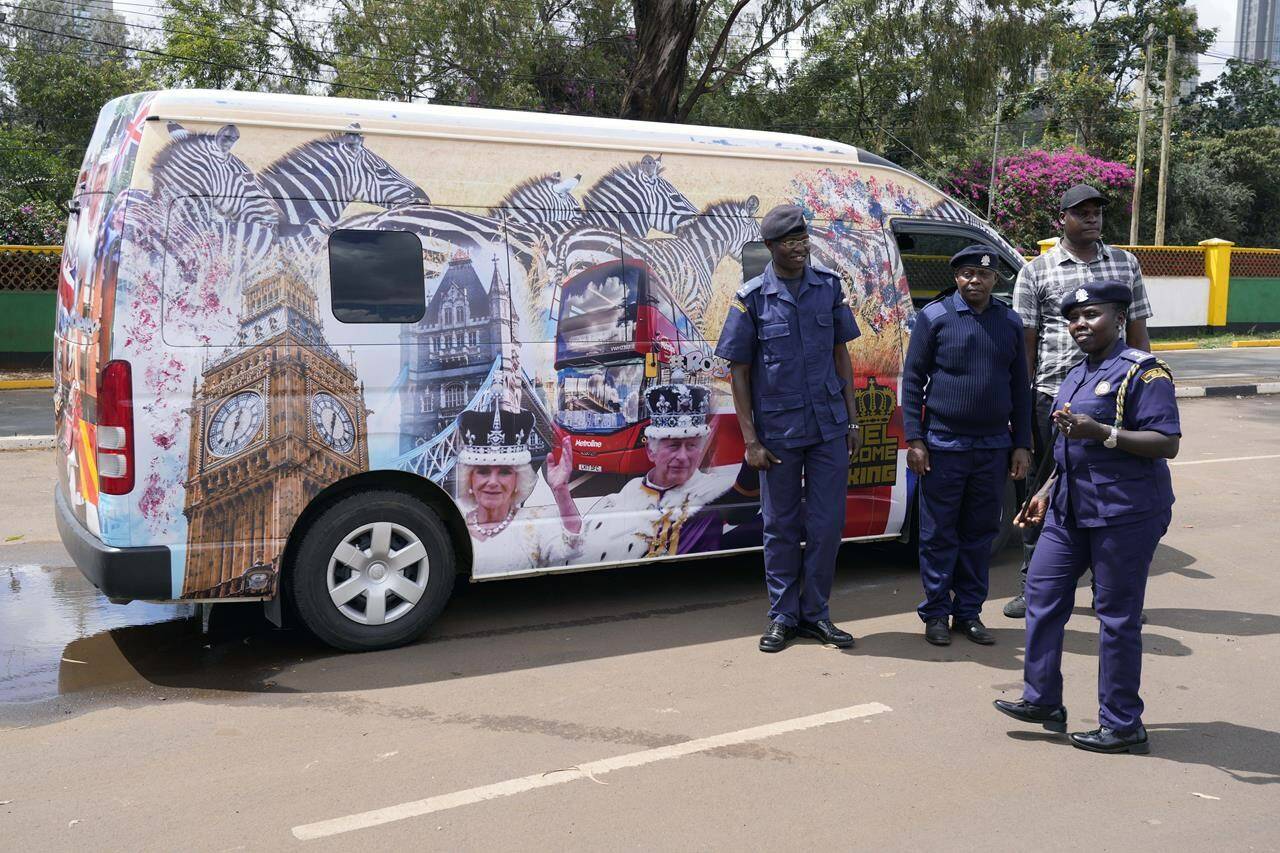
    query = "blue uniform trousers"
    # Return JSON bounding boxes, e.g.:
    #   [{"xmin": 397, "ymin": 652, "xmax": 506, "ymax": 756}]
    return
[
  {"xmin": 1023, "ymin": 511, "xmax": 1170, "ymax": 733},
  {"xmin": 759, "ymin": 435, "xmax": 847, "ymax": 626},
  {"xmin": 917, "ymin": 448, "xmax": 1007, "ymax": 622}
]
